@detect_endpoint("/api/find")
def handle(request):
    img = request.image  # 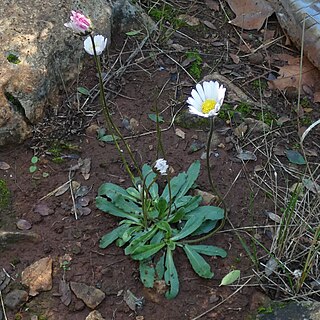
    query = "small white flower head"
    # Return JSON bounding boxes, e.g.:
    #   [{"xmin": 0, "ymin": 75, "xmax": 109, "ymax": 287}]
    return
[
  {"xmin": 84, "ymin": 35, "xmax": 107, "ymax": 56},
  {"xmin": 64, "ymin": 11, "xmax": 92, "ymax": 35},
  {"xmin": 187, "ymin": 81, "xmax": 226, "ymax": 118},
  {"xmin": 154, "ymin": 158, "xmax": 168, "ymax": 176},
  {"xmin": 293, "ymin": 269, "xmax": 302, "ymax": 279}
]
